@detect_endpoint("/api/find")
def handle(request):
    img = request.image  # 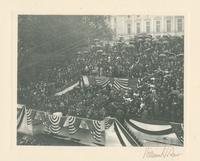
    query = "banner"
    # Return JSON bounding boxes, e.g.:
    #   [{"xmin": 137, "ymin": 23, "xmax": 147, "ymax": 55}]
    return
[
  {"xmin": 17, "ymin": 106, "xmax": 183, "ymax": 146},
  {"xmin": 55, "ymin": 82, "xmax": 79, "ymax": 96},
  {"xmin": 86, "ymin": 119, "xmax": 105, "ymax": 143},
  {"xmin": 54, "ymin": 76, "xmax": 138, "ymax": 96},
  {"xmin": 83, "ymin": 75, "xmax": 138, "ymax": 91},
  {"xmin": 17, "ymin": 106, "xmax": 105, "ymax": 145}
]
